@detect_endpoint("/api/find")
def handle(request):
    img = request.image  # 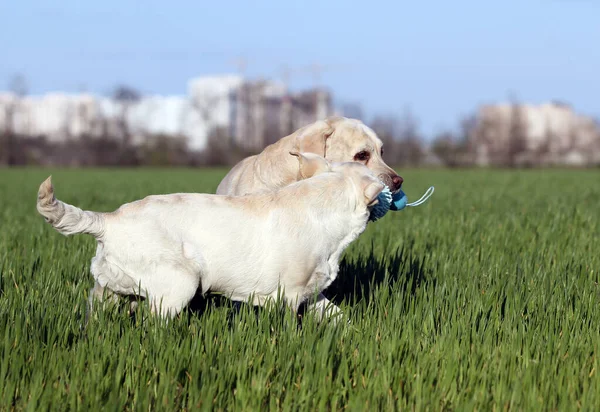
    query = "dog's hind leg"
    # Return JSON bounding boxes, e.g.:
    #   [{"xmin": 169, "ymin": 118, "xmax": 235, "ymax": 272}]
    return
[
  {"xmin": 146, "ymin": 266, "xmax": 200, "ymax": 320},
  {"xmin": 84, "ymin": 281, "xmax": 119, "ymax": 325},
  {"xmin": 148, "ymin": 288, "xmax": 195, "ymax": 320},
  {"xmin": 304, "ymin": 293, "xmax": 343, "ymax": 323}
]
